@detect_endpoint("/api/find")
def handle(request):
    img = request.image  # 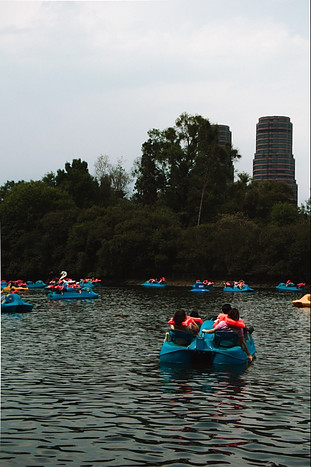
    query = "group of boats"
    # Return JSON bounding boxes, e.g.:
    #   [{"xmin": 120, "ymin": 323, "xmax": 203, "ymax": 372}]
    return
[
  {"xmin": 1, "ymin": 272, "xmax": 310, "ymax": 371},
  {"xmin": 1, "ymin": 272, "xmax": 101, "ymax": 313},
  {"xmin": 142, "ymin": 278, "xmax": 308, "ymax": 295}
]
